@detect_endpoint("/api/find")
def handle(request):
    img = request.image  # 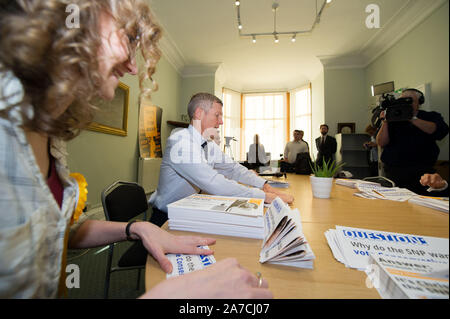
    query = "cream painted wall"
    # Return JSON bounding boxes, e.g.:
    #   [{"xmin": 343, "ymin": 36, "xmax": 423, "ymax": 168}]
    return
[
  {"xmin": 365, "ymin": 1, "xmax": 449, "ymax": 160},
  {"xmin": 151, "ymin": 57, "xmax": 183, "ymax": 150},
  {"xmin": 67, "ymin": 55, "xmax": 182, "ymax": 209},
  {"xmin": 178, "ymin": 75, "xmax": 216, "ymax": 117},
  {"xmin": 311, "ymin": 71, "xmax": 325, "ymax": 158},
  {"xmin": 323, "ymin": 68, "xmax": 368, "ymax": 137}
]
